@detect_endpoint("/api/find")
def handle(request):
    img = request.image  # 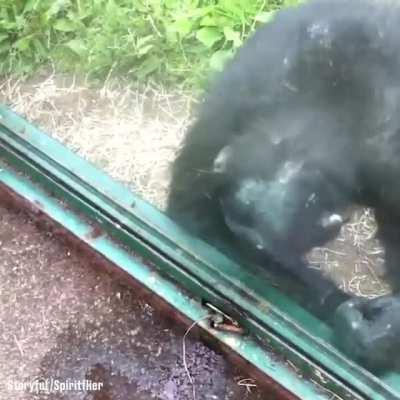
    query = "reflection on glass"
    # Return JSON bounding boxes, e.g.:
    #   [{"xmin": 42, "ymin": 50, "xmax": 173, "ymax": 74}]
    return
[
  {"xmin": 164, "ymin": 0, "xmax": 400, "ymax": 375},
  {"xmin": 3, "ymin": 0, "xmax": 400, "ymax": 382}
]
